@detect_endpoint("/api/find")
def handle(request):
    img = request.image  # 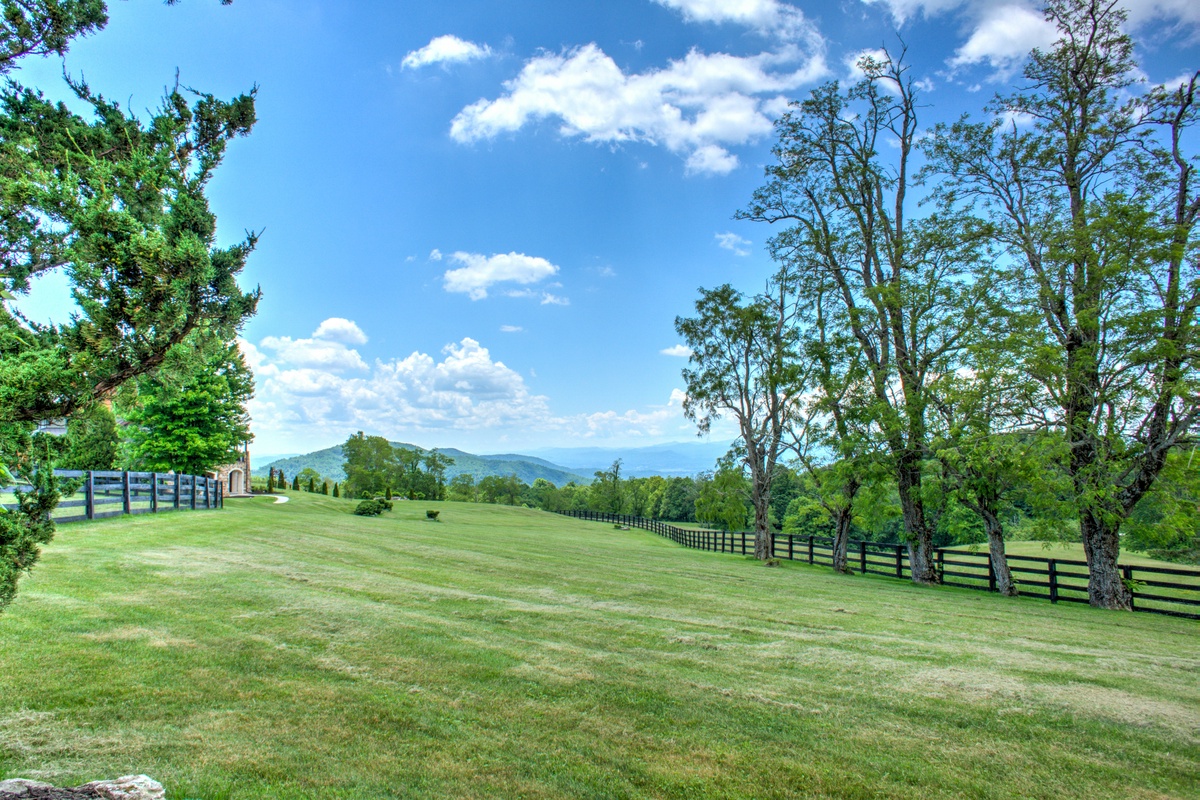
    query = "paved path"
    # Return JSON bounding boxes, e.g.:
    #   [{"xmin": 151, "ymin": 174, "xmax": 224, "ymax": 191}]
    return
[{"xmin": 273, "ymin": 495, "xmax": 289, "ymax": 504}]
